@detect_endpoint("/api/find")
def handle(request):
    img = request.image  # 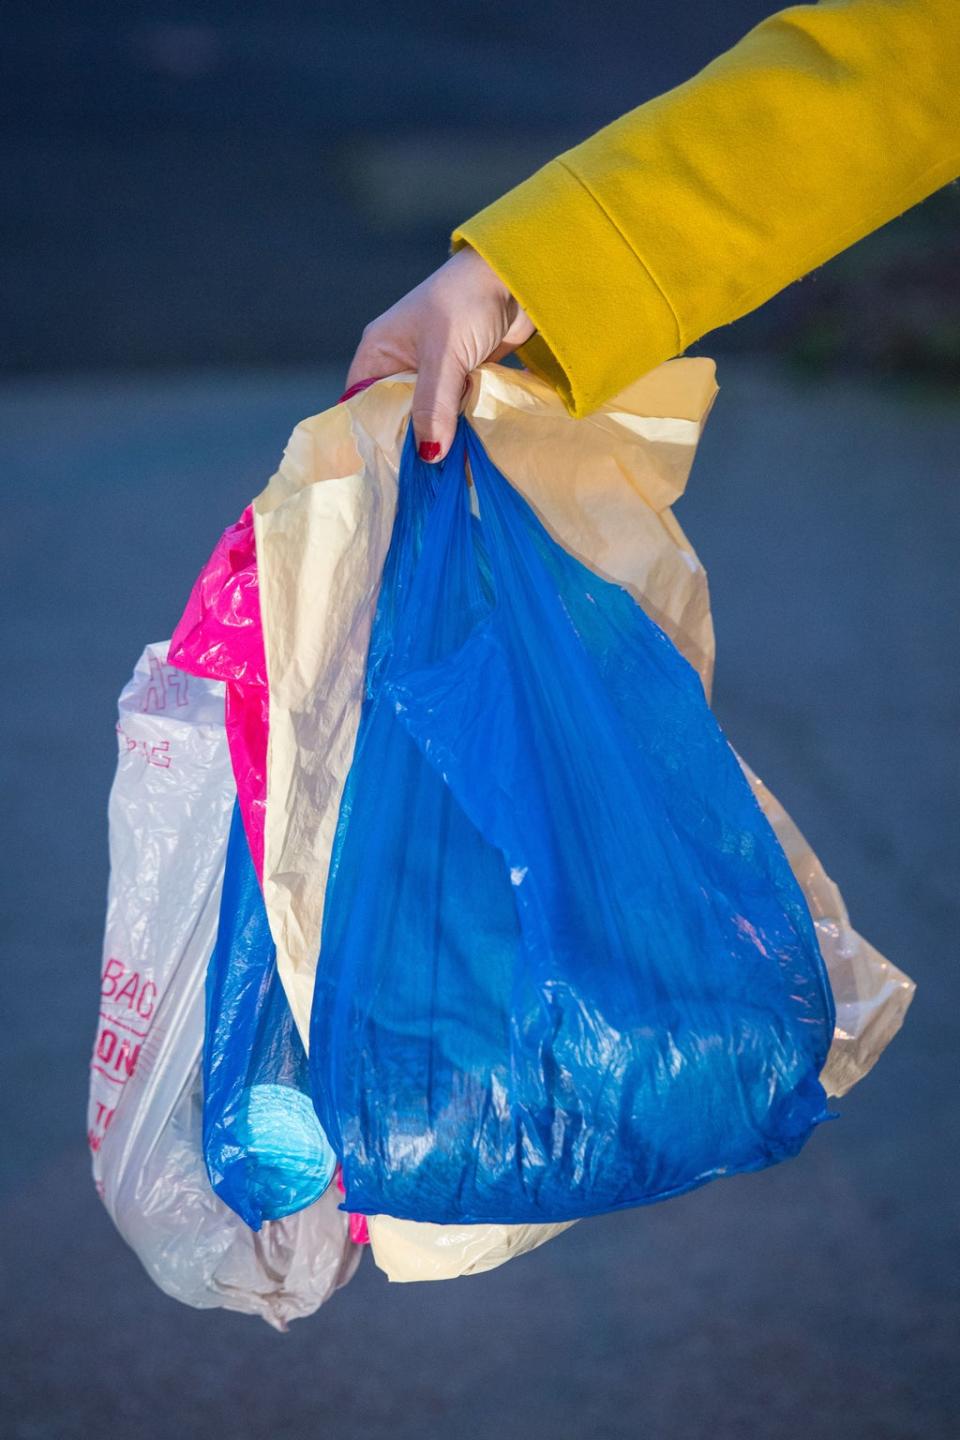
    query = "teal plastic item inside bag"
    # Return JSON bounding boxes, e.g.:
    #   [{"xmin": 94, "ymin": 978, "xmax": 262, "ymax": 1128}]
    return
[
  {"xmin": 310, "ymin": 417, "xmax": 836, "ymax": 1226},
  {"xmin": 204, "ymin": 802, "xmax": 336, "ymax": 1229}
]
